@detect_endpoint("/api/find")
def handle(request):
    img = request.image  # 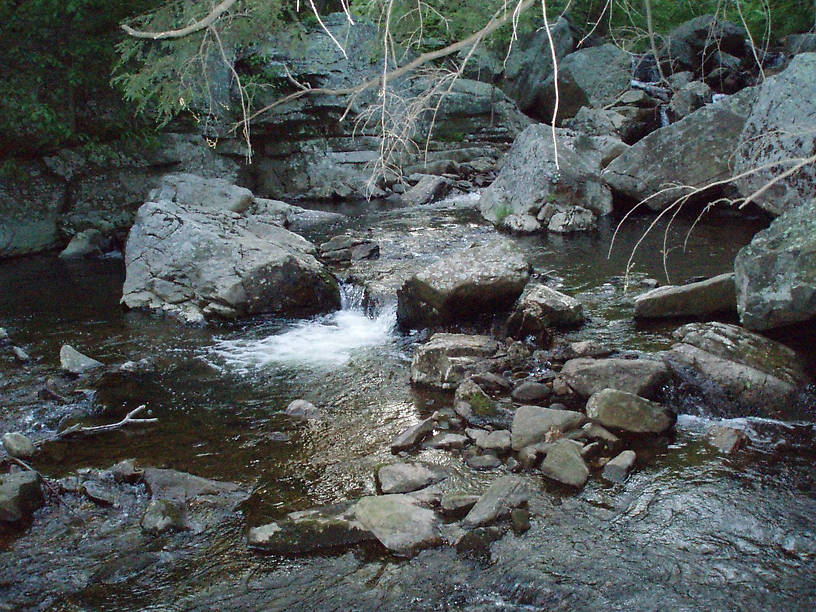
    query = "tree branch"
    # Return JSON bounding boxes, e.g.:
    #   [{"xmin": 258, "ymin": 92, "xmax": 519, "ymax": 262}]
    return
[
  {"xmin": 57, "ymin": 405, "xmax": 158, "ymax": 439},
  {"xmin": 121, "ymin": 0, "xmax": 238, "ymax": 40}
]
